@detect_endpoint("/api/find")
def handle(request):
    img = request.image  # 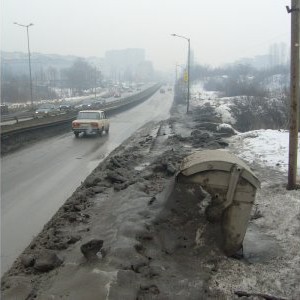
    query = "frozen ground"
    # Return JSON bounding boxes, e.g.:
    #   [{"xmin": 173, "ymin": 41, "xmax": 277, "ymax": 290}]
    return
[{"xmin": 1, "ymin": 84, "xmax": 300, "ymax": 299}]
